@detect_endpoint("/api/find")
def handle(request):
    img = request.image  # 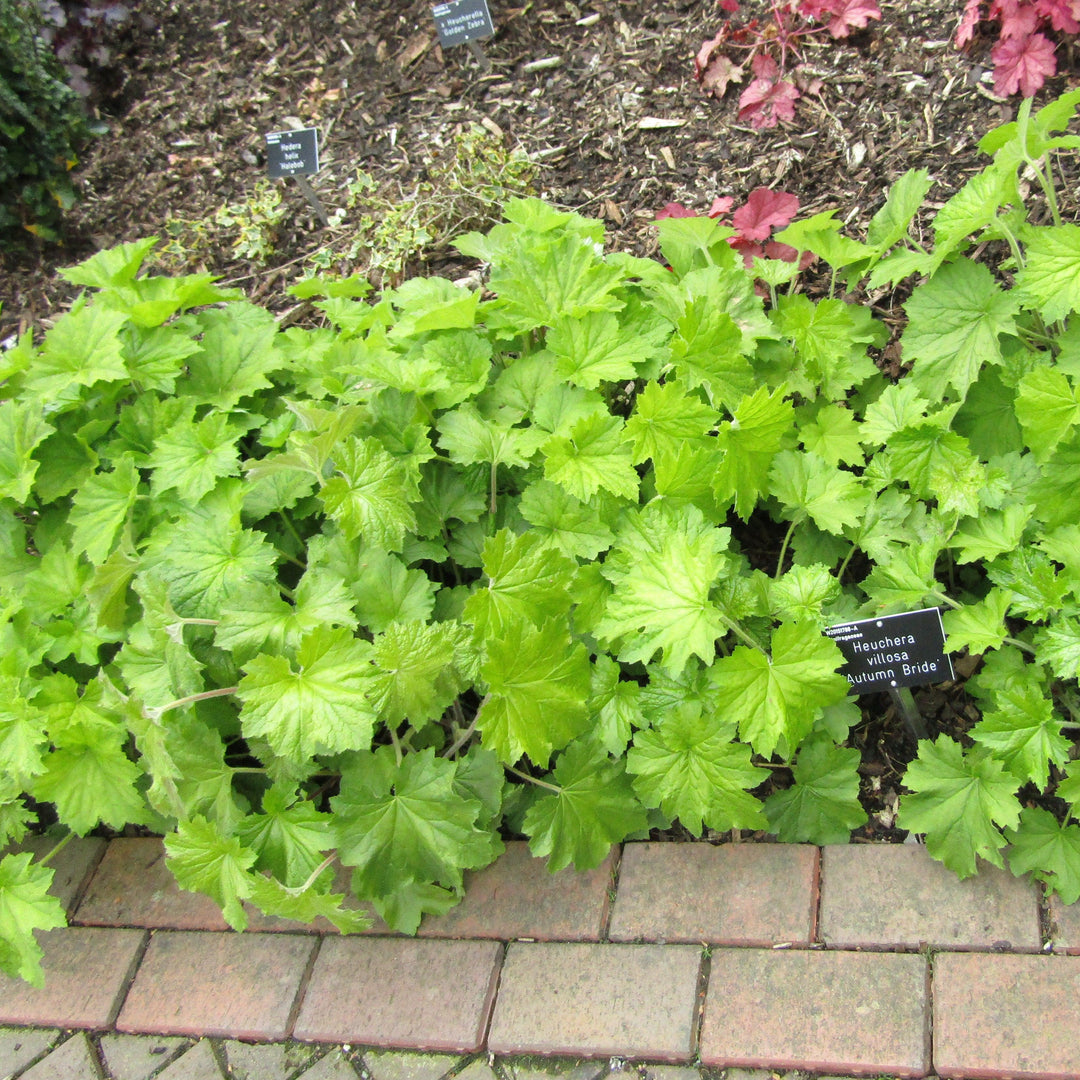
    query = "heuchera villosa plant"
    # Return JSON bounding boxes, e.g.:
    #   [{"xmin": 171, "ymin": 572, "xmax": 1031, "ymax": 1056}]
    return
[
  {"xmin": 1, "ymin": 90, "xmax": 1079, "ymax": 989},
  {"xmin": 695, "ymin": 0, "xmax": 882, "ymax": 129},
  {"xmin": 956, "ymin": 0, "xmax": 1080, "ymax": 98}
]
